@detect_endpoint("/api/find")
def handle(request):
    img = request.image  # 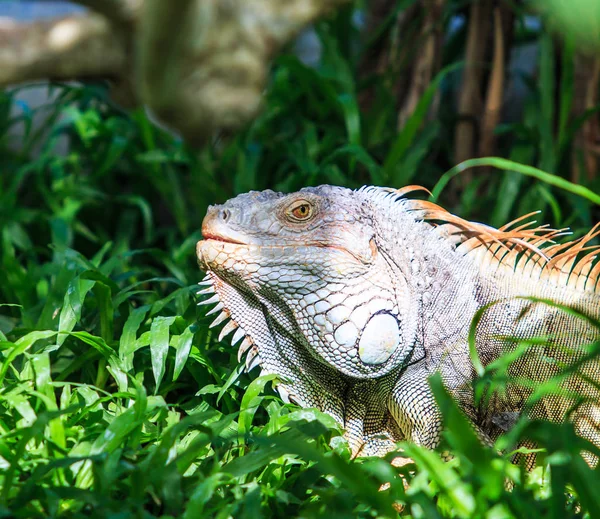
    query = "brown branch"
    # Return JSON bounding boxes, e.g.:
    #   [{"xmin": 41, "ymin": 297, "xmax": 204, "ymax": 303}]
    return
[
  {"xmin": 357, "ymin": 0, "xmax": 397, "ymax": 112},
  {"xmin": 138, "ymin": 0, "xmax": 352, "ymax": 142},
  {"xmin": 0, "ymin": 14, "xmax": 128, "ymax": 86},
  {"xmin": 480, "ymin": 8, "xmax": 505, "ymax": 158},
  {"xmin": 572, "ymin": 54, "xmax": 600, "ymax": 182},
  {"xmin": 253, "ymin": 0, "xmax": 353, "ymax": 33},
  {"xmin": 454, "ymin": 0, "xmax": 492, "ymax": 165},
  {"xmin": 138, "ymin": 0, "xmax": 268, "ymax": 141},
  {"xmin": 397, "ymin": 0, "xmax": 445, "ymax": 130},
  {"xmin": 358, "ymin": 2, "xmax": 420, "ymax": 116},
  {"xmin": 584, "ymin": 60, "xmax": 600, "ymax": 181},
  {"xmin": 0, "ymin": 0, "xmax": 351, "ymax": 142}
]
